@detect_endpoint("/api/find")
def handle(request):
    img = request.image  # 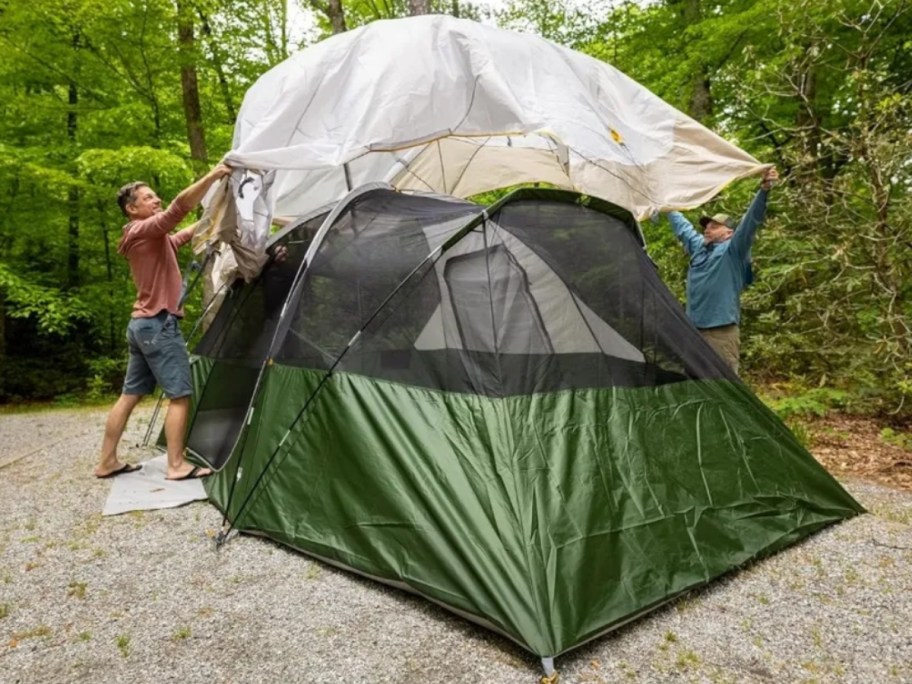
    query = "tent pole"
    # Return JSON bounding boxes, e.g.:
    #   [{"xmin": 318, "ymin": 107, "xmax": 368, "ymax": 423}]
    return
[
  {"xmin": 141, "ymin": 390, "xmax": 165, "ymax": 448},
  {"xmin": 143, "ymin": 259, "xmax": 225, "ymax": 451},
  {"xmin": 222, "ymin": 214, "xmax": 485, "ymax": 533},
  {"xmin": 185, "ymin": 279, "xmax": 230, "ymax": 345}
]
